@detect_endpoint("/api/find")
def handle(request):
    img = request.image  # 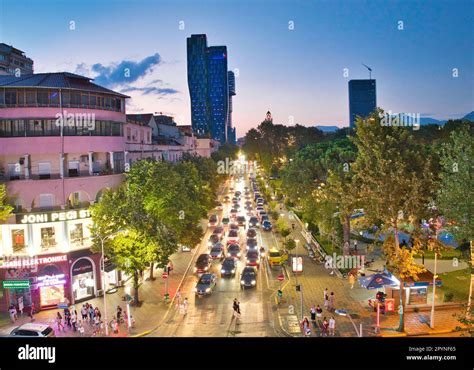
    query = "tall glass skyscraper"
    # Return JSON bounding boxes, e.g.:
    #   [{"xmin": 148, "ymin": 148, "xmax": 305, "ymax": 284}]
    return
[
  {"xmin": 227, "ymin": 70, "xmax": 236, "ymax": 144},
  {"xmin": 187, "ymin": 34, "xmax": 209, "ymax": 137},
  {"xmin": 348, "ymin": 79, "xmax": 377, "ymax": 129},
  {"xmin": 187, "ymin": 34, "xmax": 235, "ymax": 144}
]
